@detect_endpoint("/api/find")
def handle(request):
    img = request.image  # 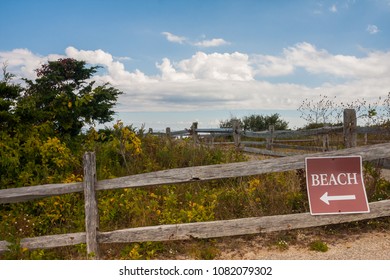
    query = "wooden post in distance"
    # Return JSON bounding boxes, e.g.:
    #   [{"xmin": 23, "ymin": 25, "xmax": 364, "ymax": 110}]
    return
[
  {"xmin": 232, "ymin": 120, "xmax": 241, "ymax": 150},
  {"xmin": 344, "ymin": 109, "xmax": 357, "ymax": 148},
  {"xmin": 191, "ymin": 122, "xmax": 198, "ymax": 145}
]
